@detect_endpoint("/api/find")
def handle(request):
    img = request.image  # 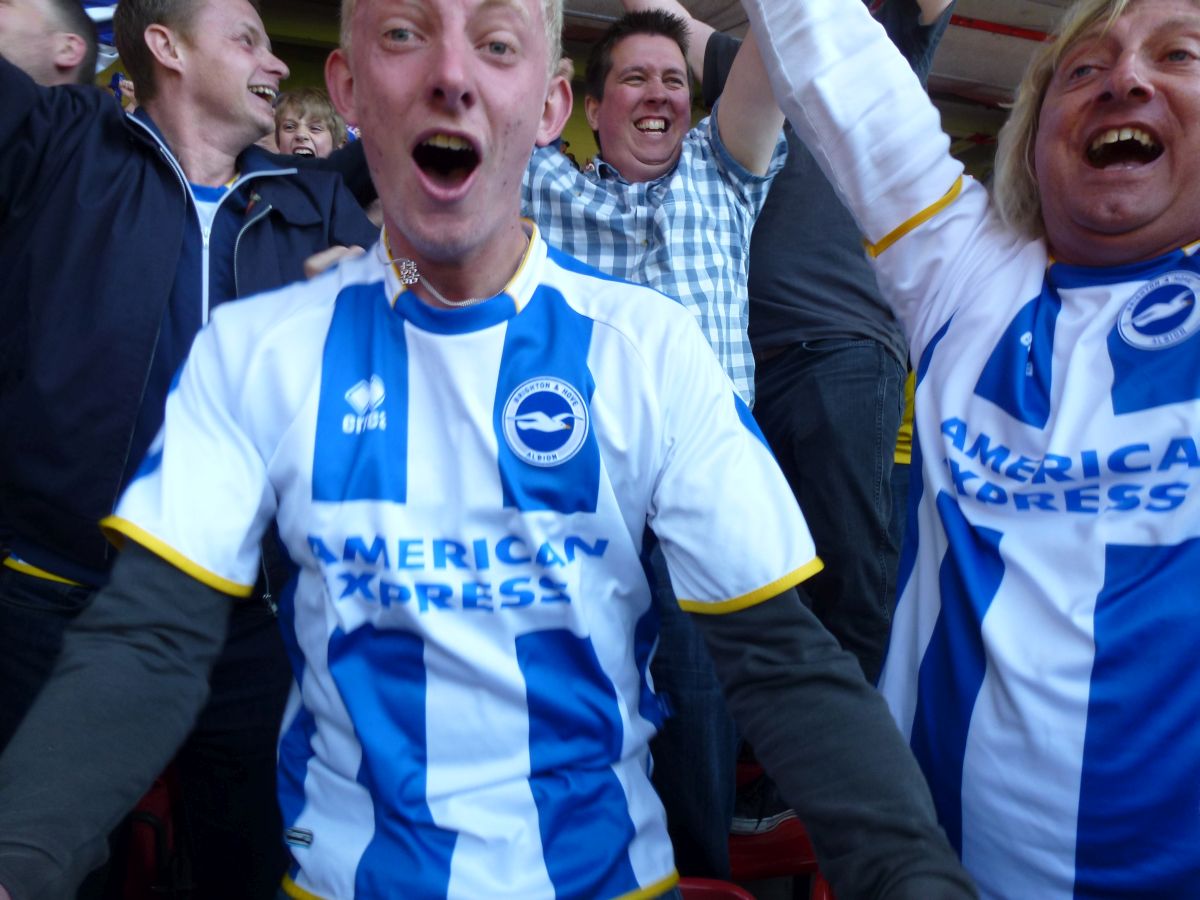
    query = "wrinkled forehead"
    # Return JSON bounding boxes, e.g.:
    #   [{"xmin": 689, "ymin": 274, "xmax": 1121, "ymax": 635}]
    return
[
  {"xmin": 348, "ymin": 0, "xmax": 543, "ymax": 38},
  {"xmin": 1061, "ymin": 0, "xmax": 1200, "ymax": 57},
  {"xmin": 2, "ymin": 0, "xmax": 54, "ymax": 26}
]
